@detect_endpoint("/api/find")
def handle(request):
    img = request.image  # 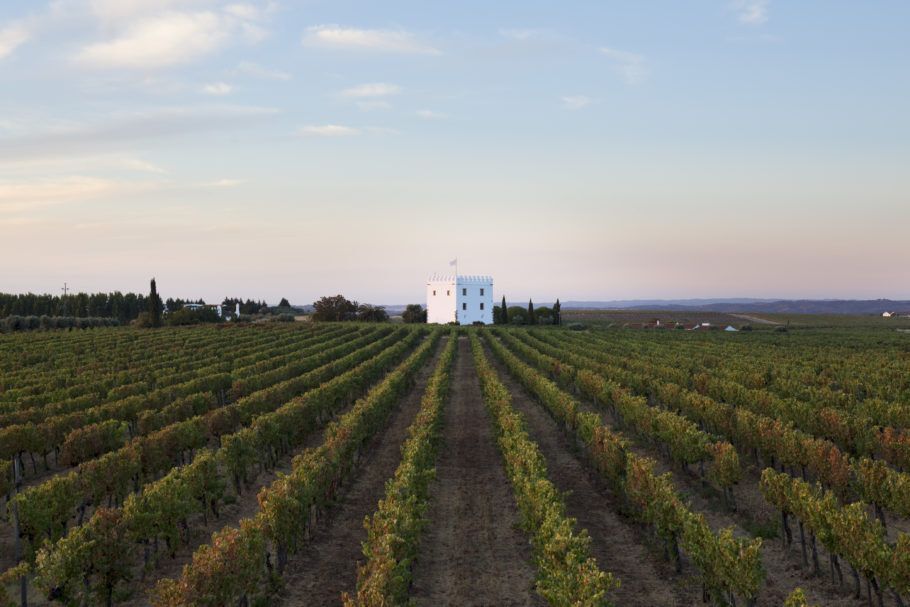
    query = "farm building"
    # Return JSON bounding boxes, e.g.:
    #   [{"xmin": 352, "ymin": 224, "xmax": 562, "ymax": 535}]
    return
[{"xmin": 426, "ymin": 274, "xmax": 494, "ymax": 325}]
